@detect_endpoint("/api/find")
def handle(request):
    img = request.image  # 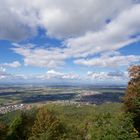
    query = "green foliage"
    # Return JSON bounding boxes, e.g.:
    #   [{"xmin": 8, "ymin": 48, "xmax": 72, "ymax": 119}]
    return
[
  {"xmin": 89, "ymin": 113, "xmax": 138, "ymax": 140},
  {"xmin": 35, "ymin": 103, "xmax": 139, "ymax": 140},
  {"xmin": 7, "ymin": 111, "xmax": 35, "ymax": 140},
  {"xmin": 0, "ymin": 110, "xmax": 22, "ymax": 125},
  {"xmin": 0, "ymin": 103, "xmax": 139, "ymax": 140}
]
